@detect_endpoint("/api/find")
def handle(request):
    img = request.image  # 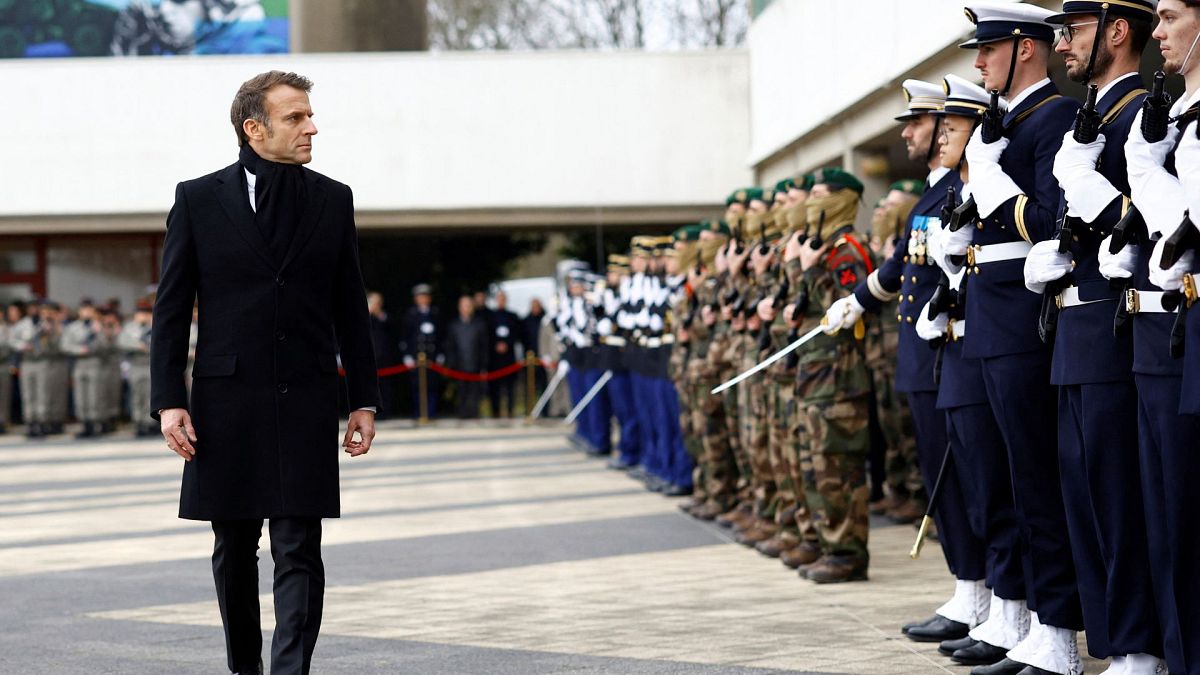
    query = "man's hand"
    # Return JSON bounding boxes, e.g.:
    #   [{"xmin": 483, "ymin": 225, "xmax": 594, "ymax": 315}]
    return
[
  {"xmin": 343, "ymin": 410, "xmax": 376, "ymax": 457},
  {"xmin": 757, "ymin": 297, "xmax": 777, "ymax": 323},
  {"xmin": 751, "ymin": 245, "xmax": 775, "ymax": 276},
  {"xmin": 160, "ymin": 408, "xmax": 198, "ymax": 461},
  {"xmin": 798, "ymin": 239, "xmax": 828, "ymax": 272}
]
